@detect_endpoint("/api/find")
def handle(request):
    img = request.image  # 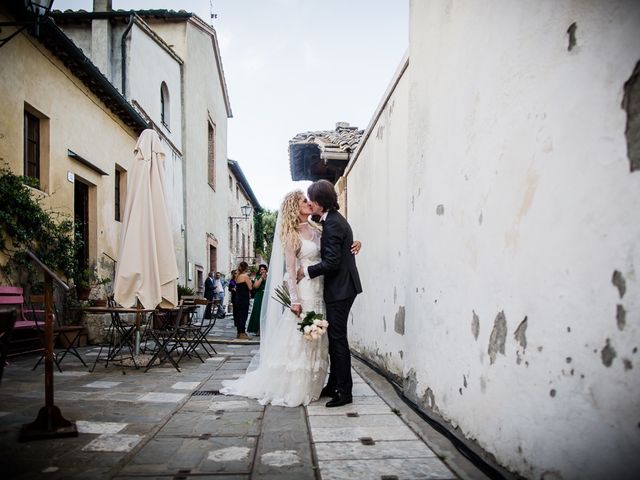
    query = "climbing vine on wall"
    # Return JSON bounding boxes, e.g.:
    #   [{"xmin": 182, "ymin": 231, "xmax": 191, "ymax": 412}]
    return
[{"xmin": 0, "ymin": 166, "xmax": 78, "ymax": 285}]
